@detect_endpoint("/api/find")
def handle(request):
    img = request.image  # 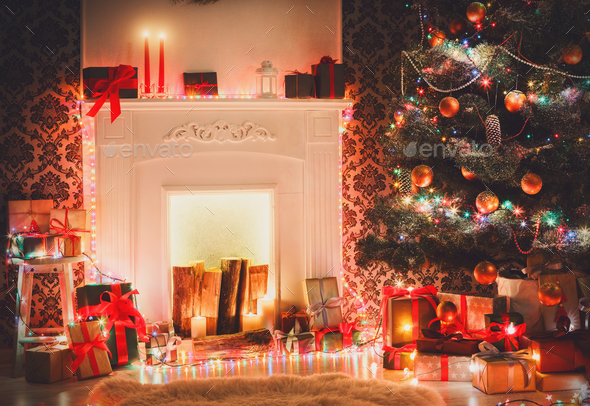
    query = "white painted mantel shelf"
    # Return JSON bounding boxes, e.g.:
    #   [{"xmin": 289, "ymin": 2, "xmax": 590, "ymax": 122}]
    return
[{"xmin": 84, "ymin": 98, "xmax": 351, "ymax": 324}]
